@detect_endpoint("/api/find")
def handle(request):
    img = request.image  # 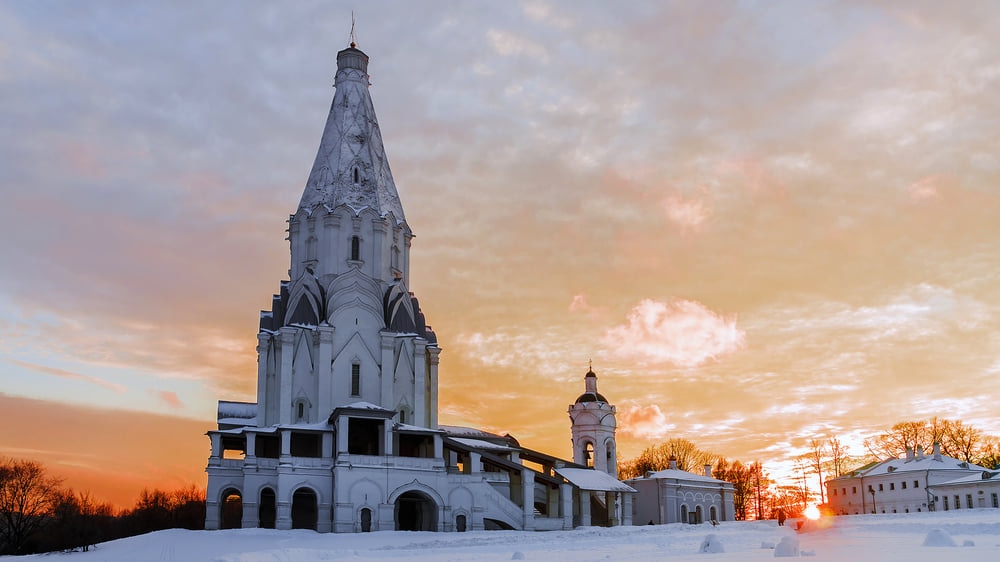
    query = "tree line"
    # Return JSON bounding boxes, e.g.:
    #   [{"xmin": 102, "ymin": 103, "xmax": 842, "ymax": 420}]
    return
[
  {"xmin": 619, "ymin": 418, "xmax": 1000, "ymax": 521},
  {"xmin": 617, "ymin": 438, "xmax": 800, "ymax": 521},
  {"xmin": 0, "ymin": 457, "xmax": 204, "ymax": 555}
]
